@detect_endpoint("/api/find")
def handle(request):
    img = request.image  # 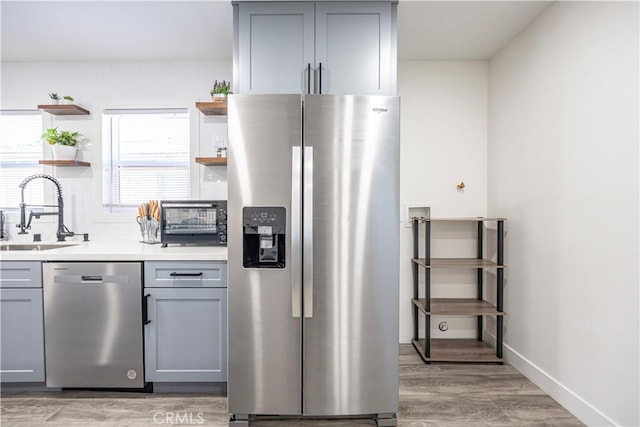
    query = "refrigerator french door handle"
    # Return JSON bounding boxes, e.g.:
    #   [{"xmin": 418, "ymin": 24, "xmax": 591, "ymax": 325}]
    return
[
  {"xmin": 291, "ymin": 146, "xmax": 302, "ymax": 318},
  {"xmin": 303, "ymin": 146, "xmax": 313, "ymax": 318}
]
